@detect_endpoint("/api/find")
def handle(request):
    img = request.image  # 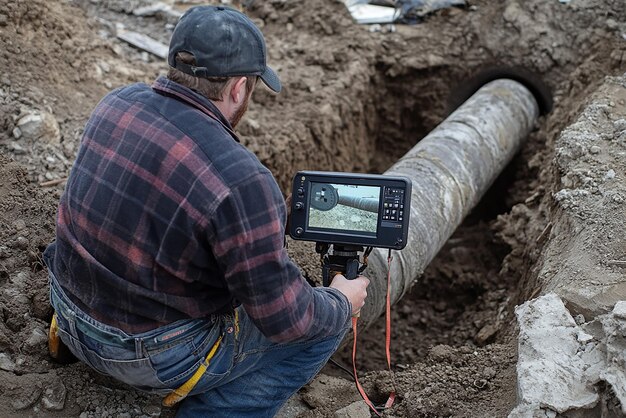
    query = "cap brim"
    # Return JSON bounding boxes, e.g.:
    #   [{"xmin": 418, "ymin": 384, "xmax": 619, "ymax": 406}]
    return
[{"xmin": 260, "ymin": 66, "xmax": 282, "ymax": 93}]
